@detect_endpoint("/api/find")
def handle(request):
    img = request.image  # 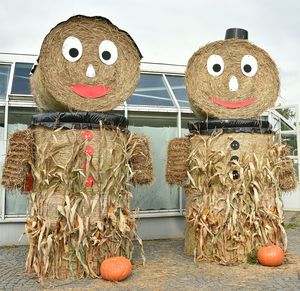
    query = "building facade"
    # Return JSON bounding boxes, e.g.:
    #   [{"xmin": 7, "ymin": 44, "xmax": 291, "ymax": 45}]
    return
[{"xmin": 0, "ymin": 53, "xmax": 299, "ymax": 245}]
